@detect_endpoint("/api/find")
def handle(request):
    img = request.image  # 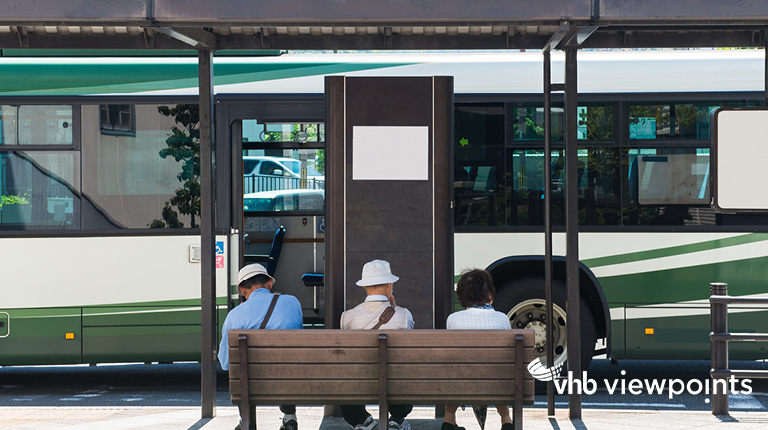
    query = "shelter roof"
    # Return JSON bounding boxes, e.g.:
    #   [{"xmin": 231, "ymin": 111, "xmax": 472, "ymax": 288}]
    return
[{"xmin": 1, "ymin": 0, "xmax": 767, "ymax": 51}]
